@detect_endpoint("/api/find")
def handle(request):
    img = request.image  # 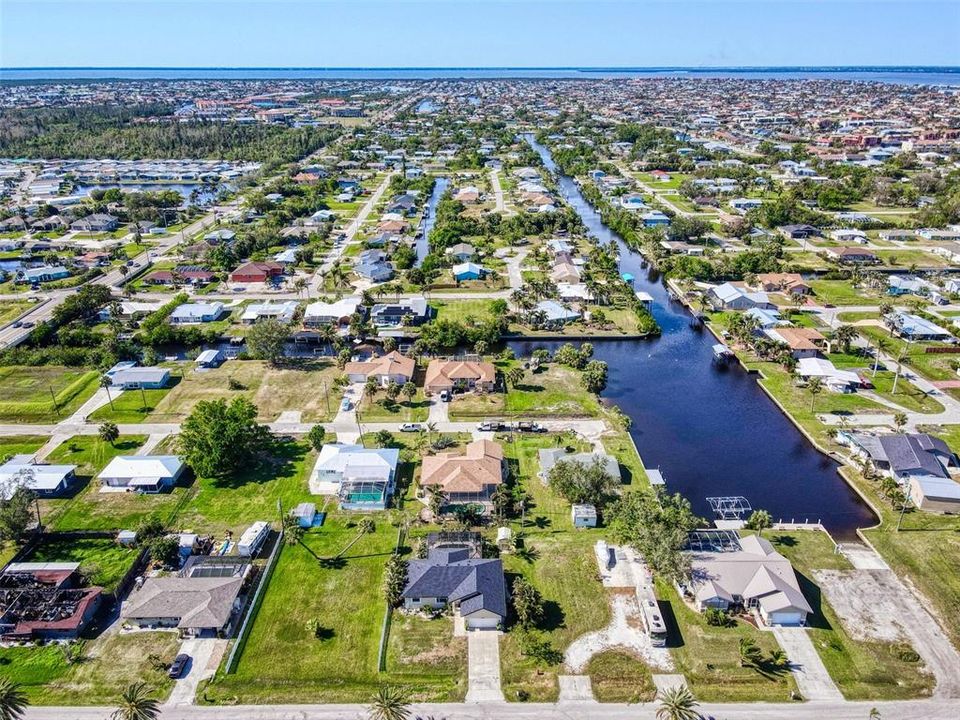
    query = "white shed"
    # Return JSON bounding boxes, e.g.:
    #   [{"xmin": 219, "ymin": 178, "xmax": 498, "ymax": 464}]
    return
[{"xmin": 571, "ymin": 503, "xmax": 598, "ymax": 528}]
